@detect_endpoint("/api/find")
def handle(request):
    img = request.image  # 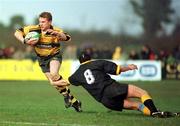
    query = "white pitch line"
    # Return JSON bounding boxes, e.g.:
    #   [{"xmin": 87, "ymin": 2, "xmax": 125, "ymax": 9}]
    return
[
  {"xmin": 0, "ymin": 121, "xmax": 56, "ymax": 126},
  {"xmin": 0, "ymin": 121, "xmax": 99, "ymax": 126}
]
